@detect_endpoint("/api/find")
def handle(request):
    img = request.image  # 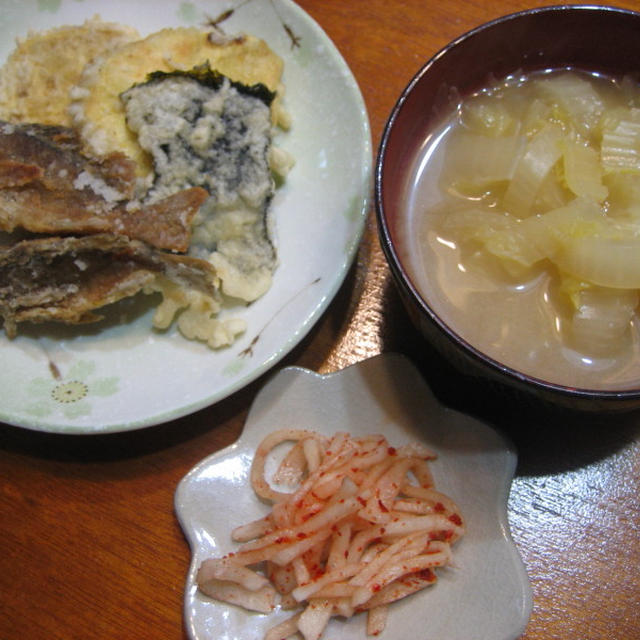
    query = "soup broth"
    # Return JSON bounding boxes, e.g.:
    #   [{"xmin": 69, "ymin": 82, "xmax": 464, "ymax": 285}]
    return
[{"xmin": 402, "ymin": 69, "xmax": 640, "ymax": 390}]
